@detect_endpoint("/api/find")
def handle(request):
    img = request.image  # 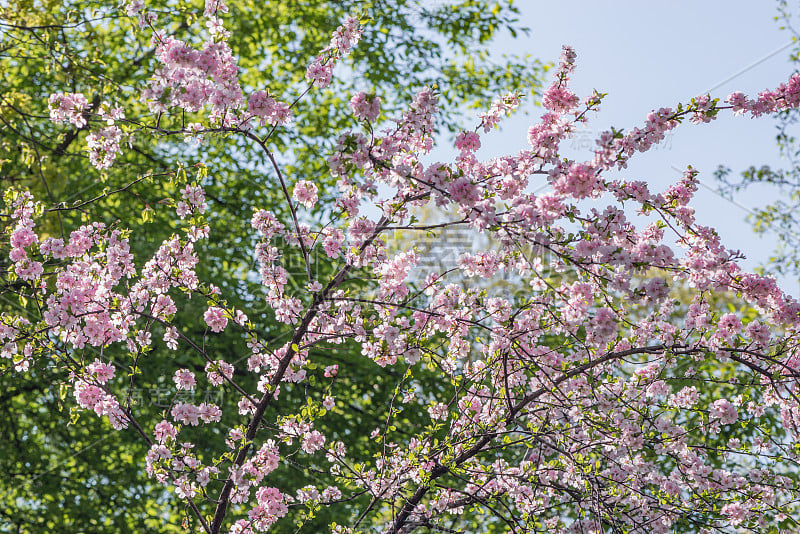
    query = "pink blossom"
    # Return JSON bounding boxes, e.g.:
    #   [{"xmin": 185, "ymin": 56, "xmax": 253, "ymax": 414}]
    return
[
  {"xmin": 721, "ymin": 502, "xmax": 749, "ymax": 526},
  {"xmin": 542, "ymin": 84, "xmax": 579, "ymax": 114},
  {"xmin": 154, "ymin": 420, "xmax": 177, "ymax": 443},
  {"xmin": 554, "ymin": 163, "xmax": 601, "ymax": 199},
  {"xmin": 715, "ymin": 313, "xmax": 742, "ymax": 345},
  {"xmin": 251, "ymin": 209, "xmax": 284, "ymax": 239},
  {"xmin": 305, "ymin": 60, "xmax": 333, "ymax": 88},
  {"xmin": 48, "ymin": 92, "xmax": 89, "ymax": 128},
  {"xmin": 247, "ymin": 90, "xmax": 292, "ymax": 126},
  {"xmin": 292, "ymin": 180, "xmax": 319, "ymax": 209},
  {"xmin": 349, "ymin": 92, "xmax": 381, "ymax": 122},
  {"xmin": 144, "ymin": 36, "xmax": 244, "ymax": 120},
  {"xmin": 301, "ymin": 430, "xmax": 326, "ymax": 454},
  {"xmin": 163, "ymin": 326, "xmax": 179, "ymax": 350},
  {"xmin": 709, "ymin": 399, "xmax": 738, "ymax": 425},
  {"xmin": 305, "ymin": 15, "xmax": 362, "ymax": 88},
  {"xmin": 122, "ymin": 0, "xmax": 144, "ymax": 16},
  {"xmin": 173, "ymin": 369, "xmax": 196, "ymax": 390},
  {"xmin": 171, "ymin": 402, "xmax": 201, "ymax": 426},
  {"xmin": 204, "ymin": 306, "xmax": 228, "ymax": 333},
  {"xmin": 238, "ymin": 397, "xmax": 256, "ymax": 415},
  {"xmin": 248, "ymin": 487, "xmax": 288, "ymax": 530},
  {"xmin": 479, "ymin": 91, "xmax": 521, "ymax": 132},
  {"xmin": 177, "ymin": 185, "xmax": 207, "ymax": 218},
  {"xmin": 86, "ymin": 126, "xmax": 124, "ymax": 169},
  {"xmin": 454, "ymin": 131, "xmax": 481, "ymax": 153},
  {"xmin": 198, "ymin": 402, "xmax": 222, "ymax": 423},
  {"xmin": 206, "ymin": 360, "xmax": 234, "ymax": 386},
  {"xmin": 428, "ymin": 403, "xmax": 448, "ymax": 421},
  {"xmin": 99, "ymin": 101, "xmax": 125, "ymax": 125},
  {"xmin": 204, "ymin": 0, "xmax": 228, "ymax": 18},
  {"xmin": 668, "ymin": 386, "xmax": 699, "ymax": 409},
  {"xmin": 322, "ymin": 229, "xmax": 345, "ymax": 258},
  {"xmin": 87, "ymin": 359, "xmax": 115, "ymax": 384}
]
